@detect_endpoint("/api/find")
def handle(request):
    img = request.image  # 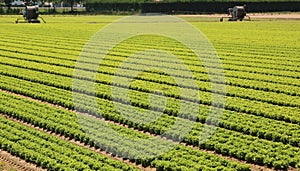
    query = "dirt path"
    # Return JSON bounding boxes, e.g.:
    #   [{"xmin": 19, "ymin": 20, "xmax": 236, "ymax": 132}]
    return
[
  {"xmin": 247, "ymin": 13, "xmax": 300, "ymax": 19},
  {"xmin": 0, "ymin": 150, "xmax": 45, "ymax": 171},
  {"xmin": 1, "ymin": 89, "xmax": 297, "ymax": 171},
  {"xmin": 179, "ymin": 13, "xmax": 300, "ymax": 20}
]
